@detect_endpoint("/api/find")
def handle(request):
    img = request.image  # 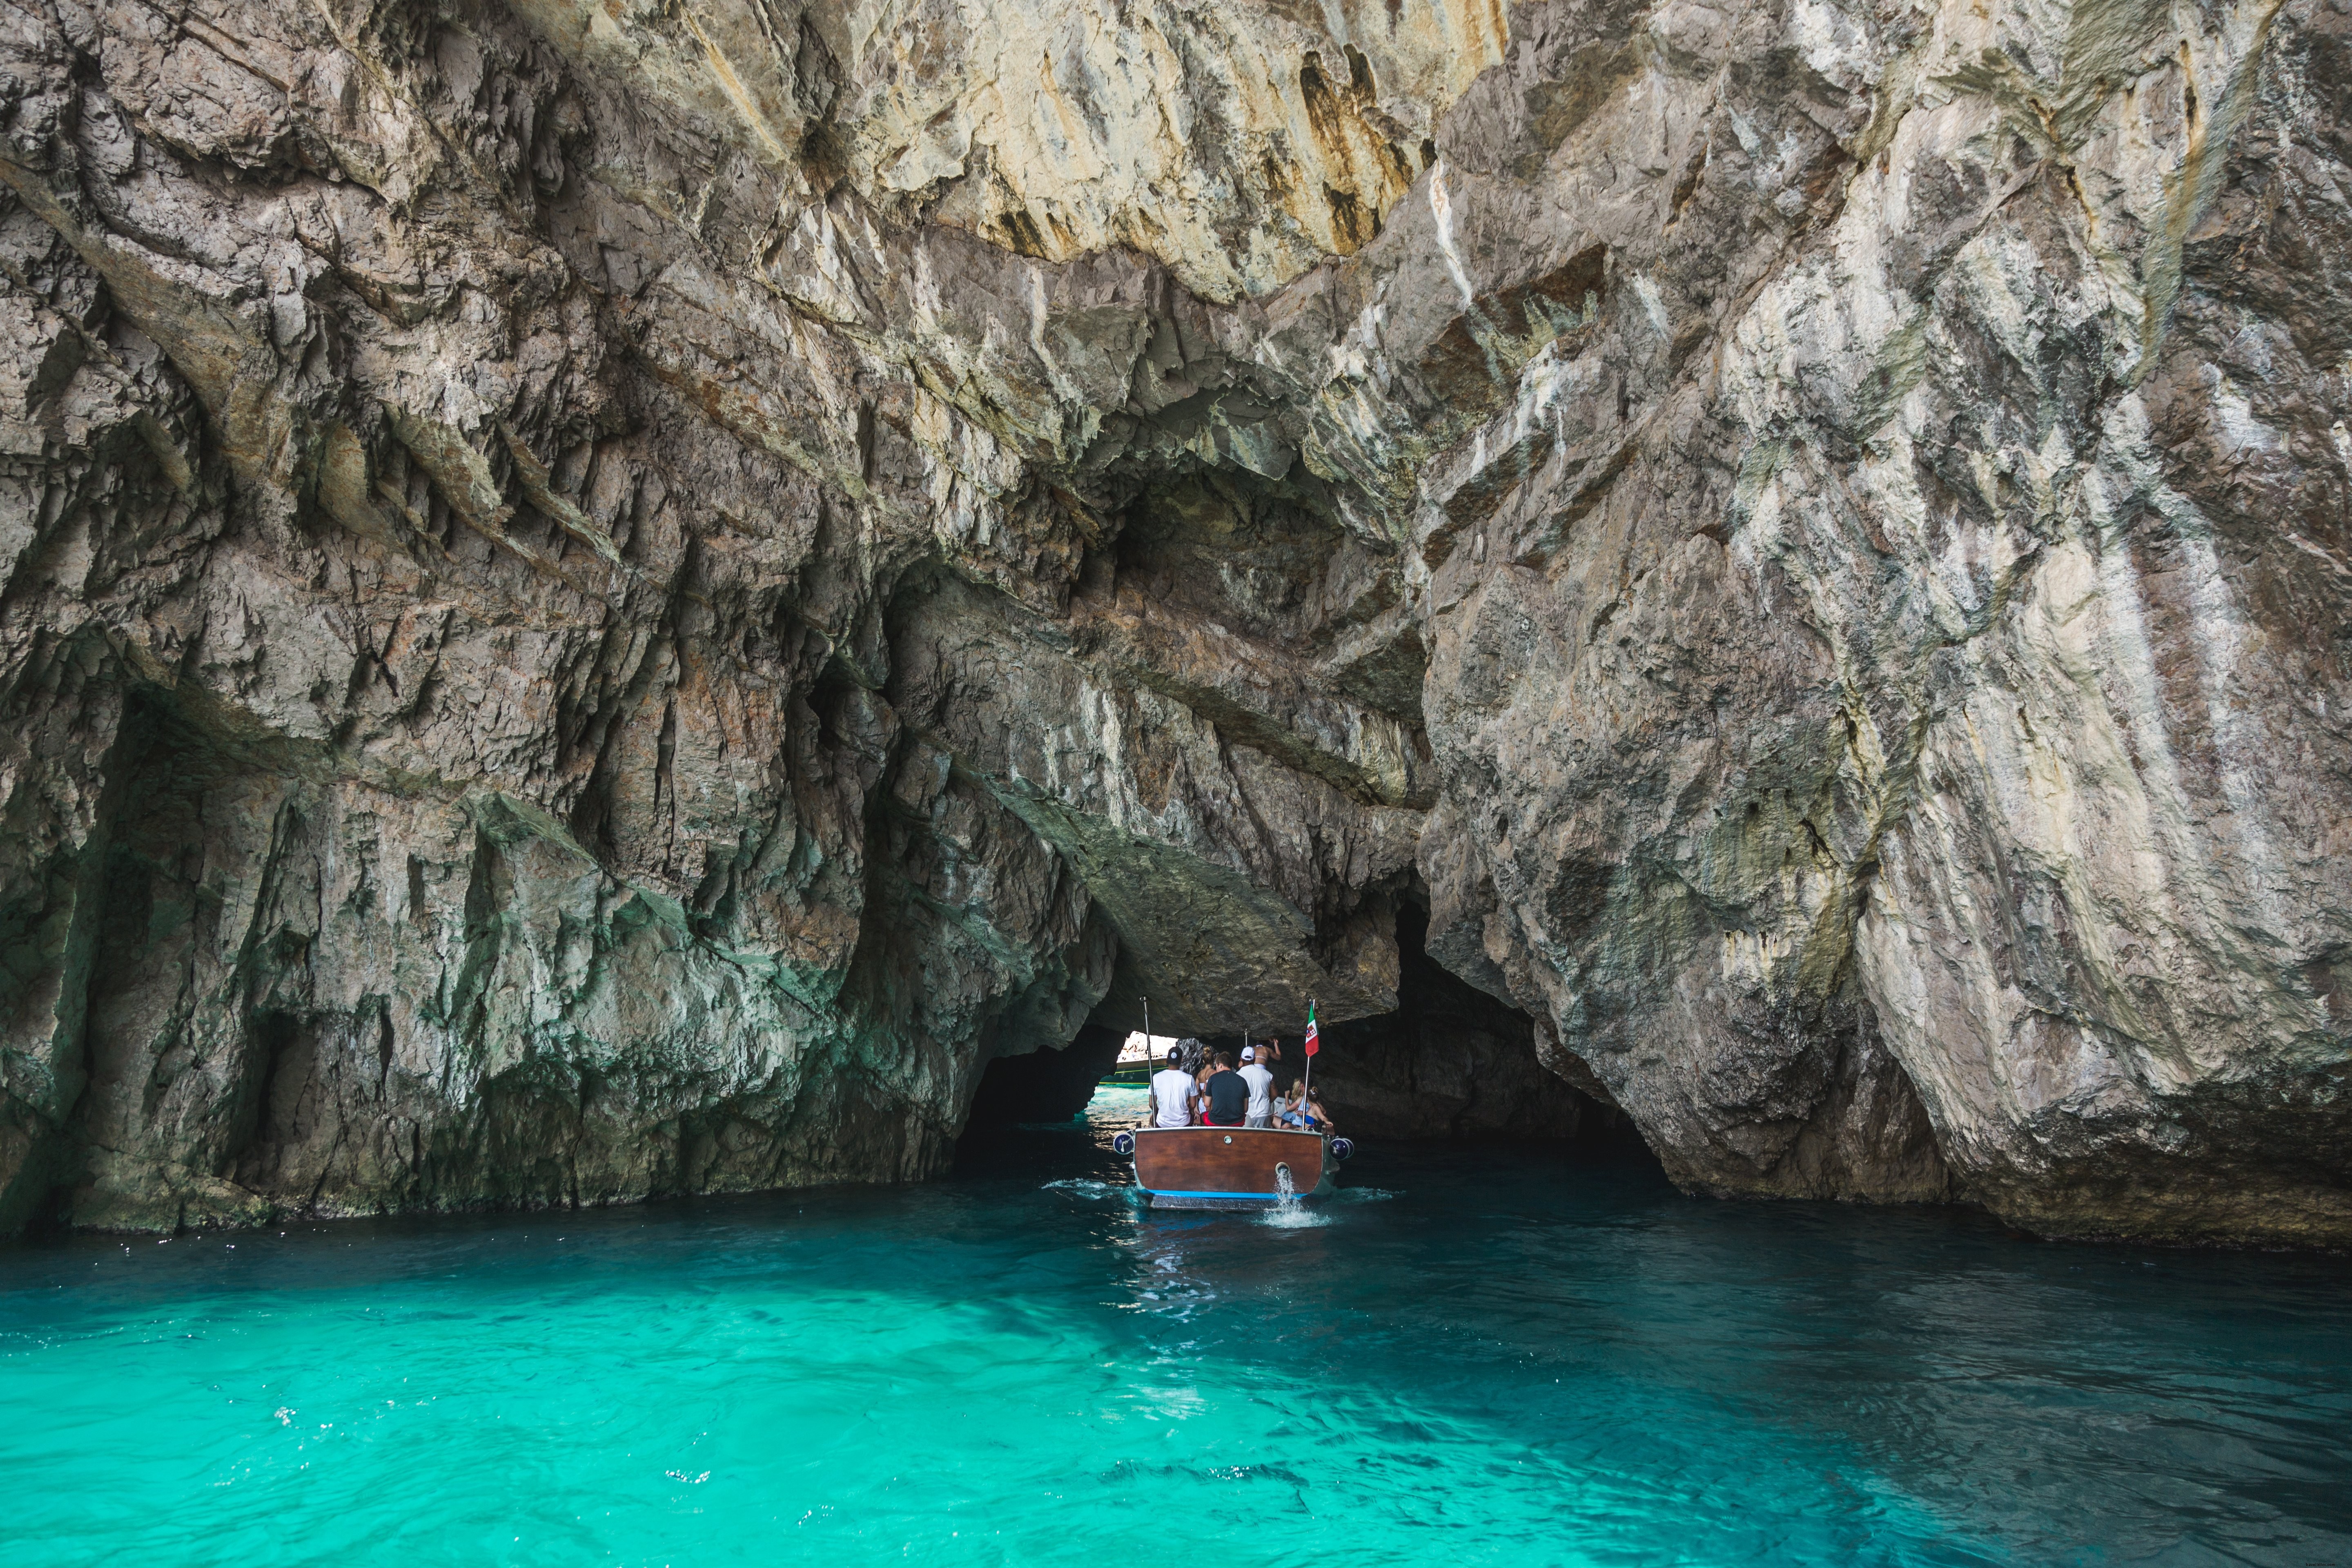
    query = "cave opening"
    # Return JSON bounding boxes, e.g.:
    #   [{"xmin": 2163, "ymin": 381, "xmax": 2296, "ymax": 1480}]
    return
[
  {"xmin": 955, "ymin": 893, "xmax": 1659, "ymax": 1178},
  {"xmin": 944, "ymin": 434, "xmax": 1664, "ymax": 1184}
]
